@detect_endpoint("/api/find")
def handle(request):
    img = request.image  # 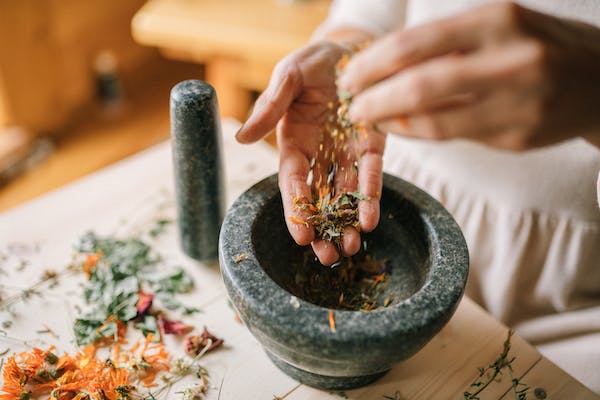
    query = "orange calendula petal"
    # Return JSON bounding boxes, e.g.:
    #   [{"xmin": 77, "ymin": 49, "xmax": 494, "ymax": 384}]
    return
[
  {"xmin": 328, "ymin": 310, "xmax": 336, "ymax": 333},
  {"xmin": 289, "ymin": 216, "xmax": 309, "ymax": 228}
]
